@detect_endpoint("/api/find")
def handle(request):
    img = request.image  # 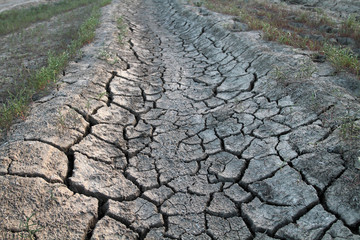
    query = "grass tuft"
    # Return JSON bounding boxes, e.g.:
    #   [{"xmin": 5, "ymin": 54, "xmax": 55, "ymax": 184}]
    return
[
  {"xmin": 19, "ymin": 213, "xmax": 42, "ymax": 240},
  {"xmin": 323, "ymin": 44, "xmax": 360, "ymax": 75},
  {"xmin": 341, "ymin": 14, "xmax": 360, "ymax": 43},
  {"xmin": 116, "ymin": 17, "xmax": 128, "ymax": 44},
  {"xmin": 339, "ymin": 112, "xmax": 360, "ymax": 140}
]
